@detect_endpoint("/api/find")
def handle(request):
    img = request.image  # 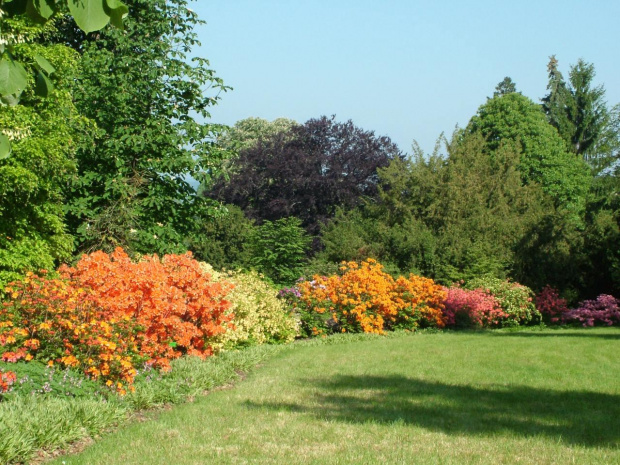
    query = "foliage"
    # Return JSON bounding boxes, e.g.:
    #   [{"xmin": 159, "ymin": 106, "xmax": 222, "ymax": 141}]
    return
[
  {"xmin": 0, "ymin": 249, "xmax": 233, "ymax": 391},
  {"xmin": 564, "ymin": 294, "xmax": 620, "ymax": 327},
  {"xmin": 465, "ymin": 276, "xmax": 540, "ymax": 326},
  {"xmin": 322, "ymin": 133, "xmax": 553, "ymax": 285},
  {"xmin": 542, "ymin": 56, "xmax": 613, "ymax": 161},
  {"xmin": 209, "ymin": 115, "xmax": 402, "ymax": 237},
  {"xmin": 0, "ymin": 393, "xmax": 128, "ymax": 465},
  {"xmin": 0, "ymin": 361, "xmax": 104, "ymax": 399},
  {"xmin": 493, "ymin": 76, "xmax": 518, "ymax": 97},
  {"xmin": 200, "ymin": 264, "xmax": 299, "ymax": 350},
  {"xmin": 0, "ymin": 368, "xmax": 16, "ymax": 394},
  {"xmin": 218, "ymin": 116, "xmax": 297, "ymax": 153},
  {"xmin": 290, "ymin": 259, "xmax": 445, "ymax": 337},
  {"xmin": 442, "ymin": 285, "xmax": 506, "ymax": 328},
  {"xmin": 189, "ymin": 204, "xmax": 255, "ymax": 270},
  {"xmin": 0, "ymin": 18, "xmax": 88, "ymax": 289},
  {"xmin": 0, "ymin": 0, "xmax": 127, "ymax": 127},
  {"xmin": 535, "ymin": 286, "xmax": 570, "ymax": 325},
  {"xmin": 247, "ymin": 217, "xmax": 311, "ymax": 285},
  {"xmin": 61, "ymin": 0, "xmax": 230, "ymax": 255},
  {"xmin": 467, "ymin": 92, "xmax": 591, "ymax": 217}
]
